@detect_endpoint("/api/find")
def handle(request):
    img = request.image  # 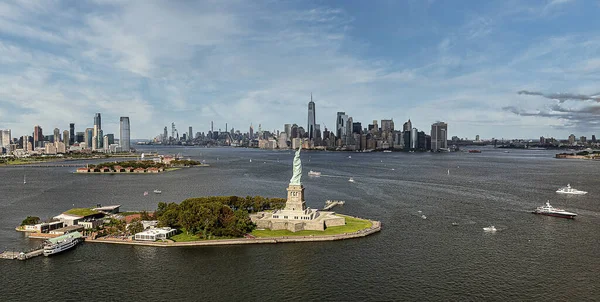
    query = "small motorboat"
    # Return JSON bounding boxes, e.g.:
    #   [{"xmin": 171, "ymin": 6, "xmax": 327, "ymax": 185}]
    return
[
  {"xmin": 348, "ymin": 177, "xmax": 355, "ymax": 183},
  {"xmin": 308, "ymin": 170, "xmax": 321, "ymax": 177},
  {"xmin": 421, "ymin": 215, "xmax": 427, "ymax": 219},
  {"xmin": 143, "ymin": 191, "xmax": 149, "ymax": 196},
  {"xmin": 153, "ymin": 190, "xmax": 162, "ymax": 194},
  {"xmin": 483, "ymin": 226, "xmax": 497, "ymax": 232},
  {"xmin": 452, "ymin": 222, "xmax": 459, "ymax": 226}
]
